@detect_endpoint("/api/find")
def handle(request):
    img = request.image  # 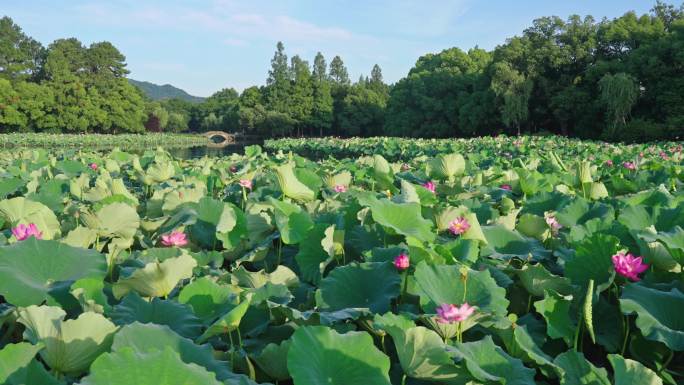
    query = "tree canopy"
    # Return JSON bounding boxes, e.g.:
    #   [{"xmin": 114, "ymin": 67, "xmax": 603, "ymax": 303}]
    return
[{"xmin": 1, "ymin": 2, "xmax": 683, "ymax": 141}]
